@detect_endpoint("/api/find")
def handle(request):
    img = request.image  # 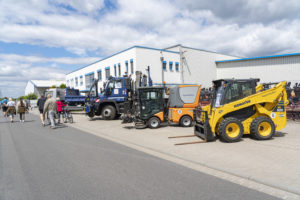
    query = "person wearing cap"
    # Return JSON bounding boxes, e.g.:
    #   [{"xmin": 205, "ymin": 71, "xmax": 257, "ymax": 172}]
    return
[{"xmin": 43, "ymin": 94, "xmax": 57, "ymax": 129}]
